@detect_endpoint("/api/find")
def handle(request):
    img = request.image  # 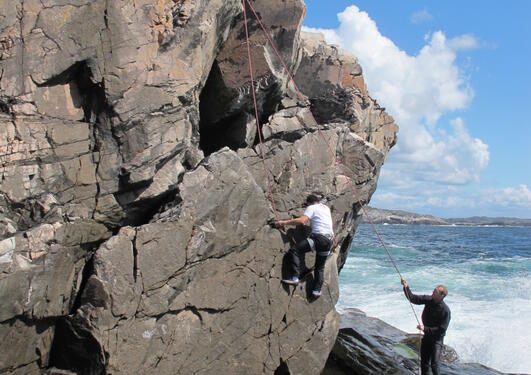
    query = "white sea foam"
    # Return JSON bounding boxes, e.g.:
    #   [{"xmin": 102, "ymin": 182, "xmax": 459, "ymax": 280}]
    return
[
  {"xmin": 339, "ymin": 285, "xmax": 531, "ymax": 373},
  {"xmin": 338, "ymin": 249, "xmax": 531, "ymax": 373}
]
